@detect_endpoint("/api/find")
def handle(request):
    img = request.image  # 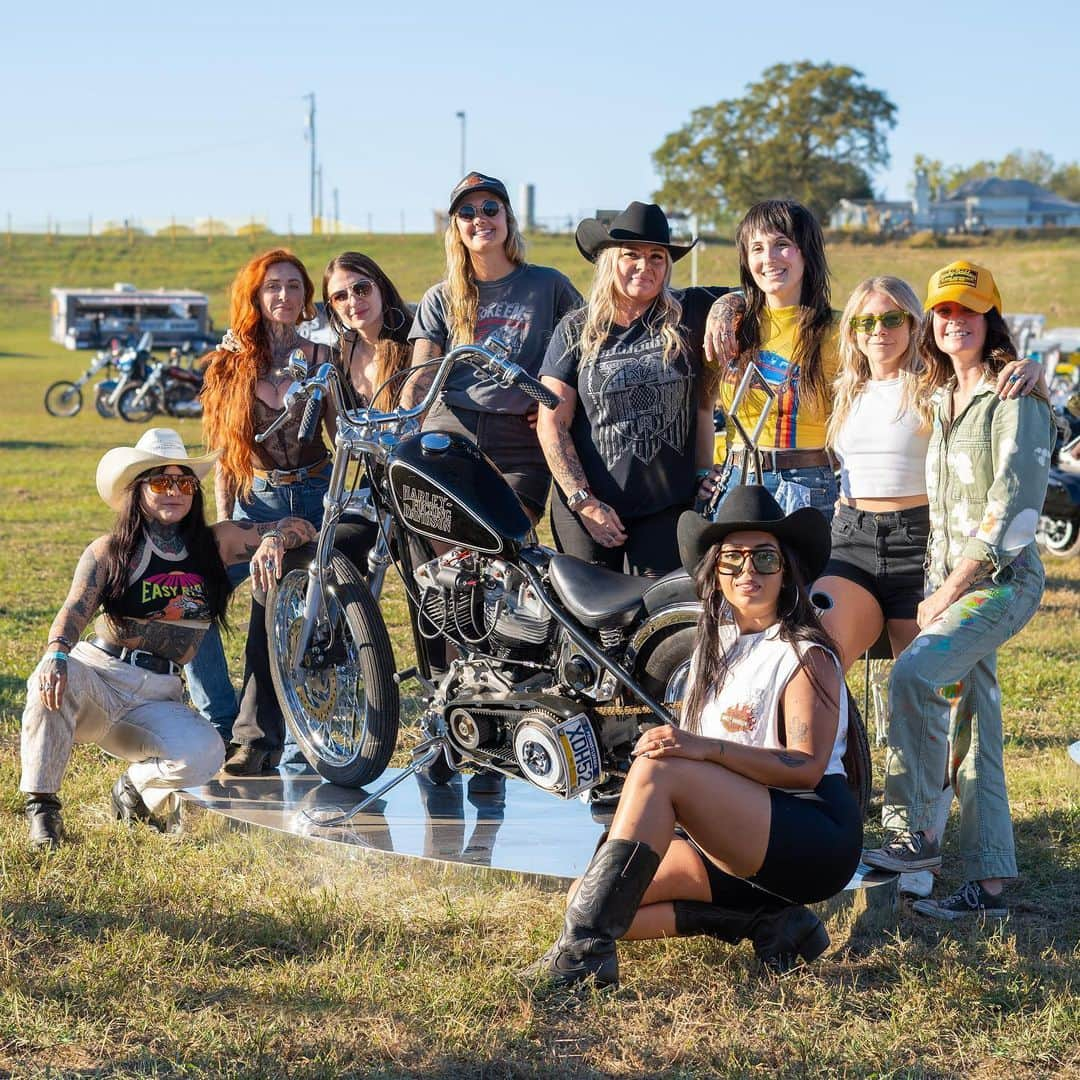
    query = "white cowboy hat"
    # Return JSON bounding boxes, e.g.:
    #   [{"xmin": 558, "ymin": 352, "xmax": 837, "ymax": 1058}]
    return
[{"xmin": 96, "ymin": 428, "xmax": 220, "ymax": 511}]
